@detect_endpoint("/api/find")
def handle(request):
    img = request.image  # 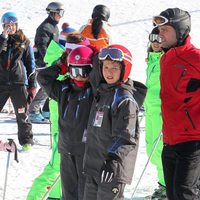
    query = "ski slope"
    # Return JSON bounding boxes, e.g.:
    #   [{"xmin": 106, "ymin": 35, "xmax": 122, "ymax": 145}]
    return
[{"xmin": 1, "ymin": 0, "xmax": 200, "ymax": 199}]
